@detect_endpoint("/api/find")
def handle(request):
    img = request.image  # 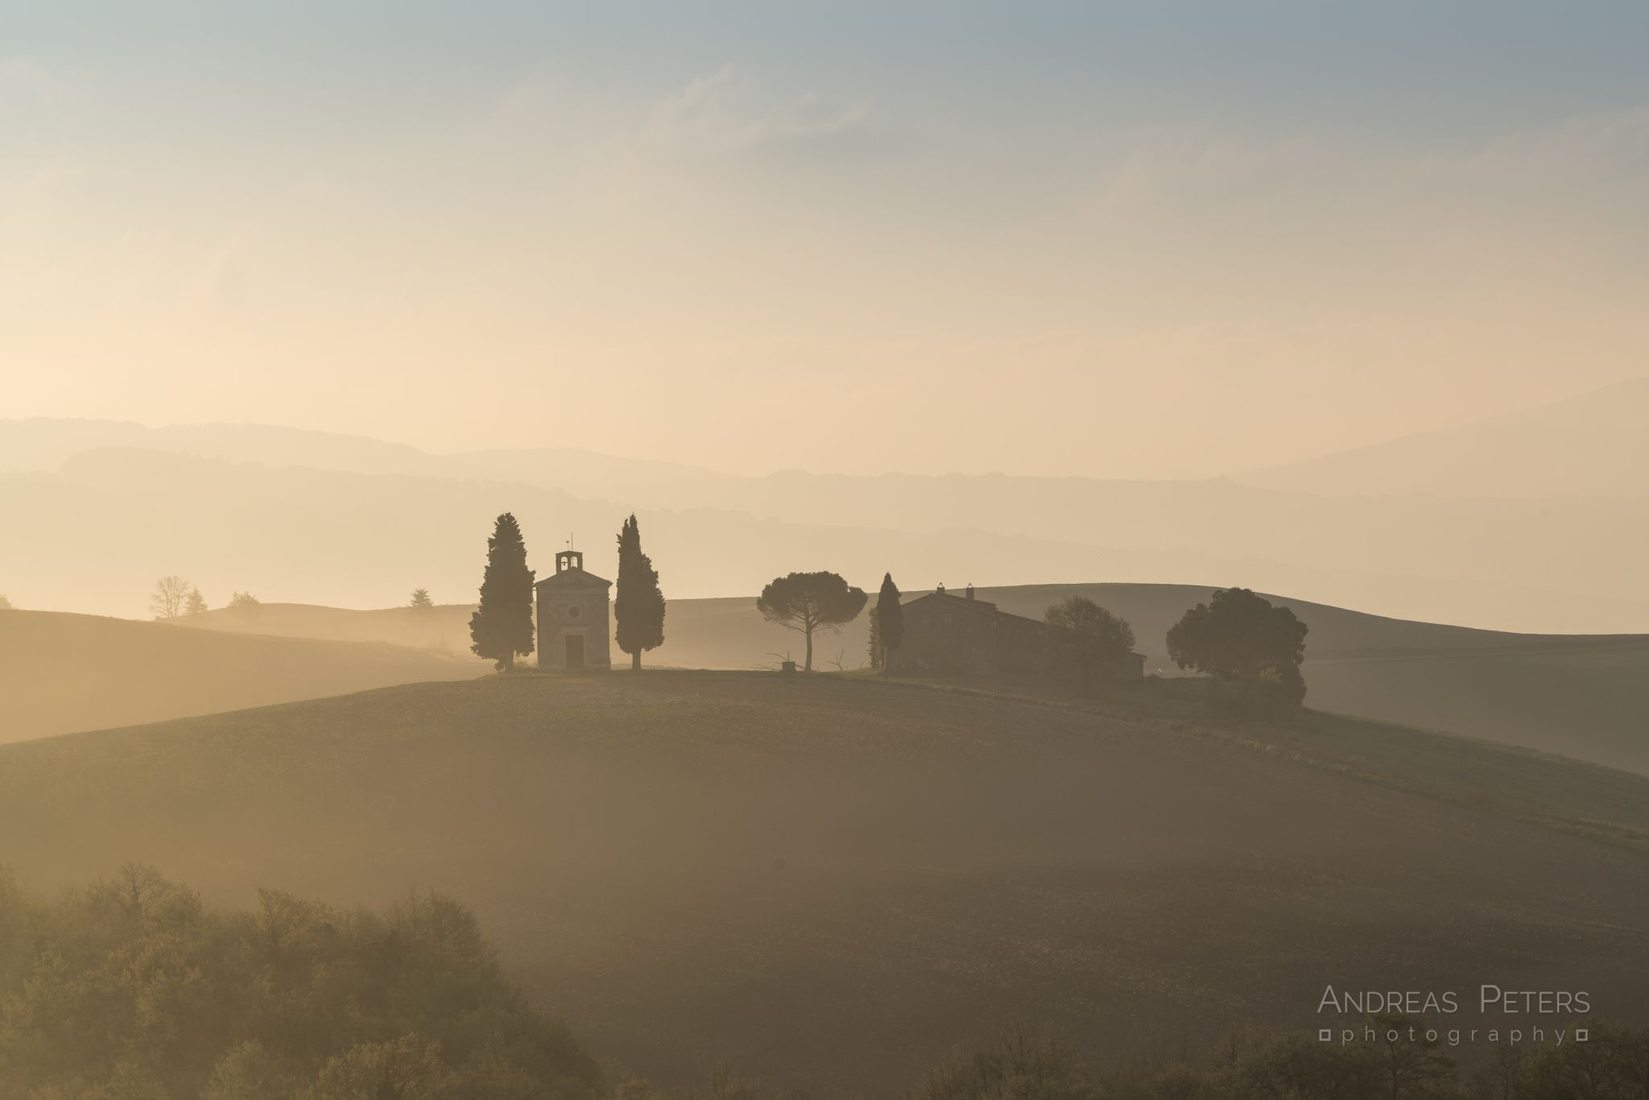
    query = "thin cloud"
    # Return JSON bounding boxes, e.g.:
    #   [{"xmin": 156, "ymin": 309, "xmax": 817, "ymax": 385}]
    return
[{"xmin": 641, "ymin": 66, "xmax": 895, "ymax": 161}]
